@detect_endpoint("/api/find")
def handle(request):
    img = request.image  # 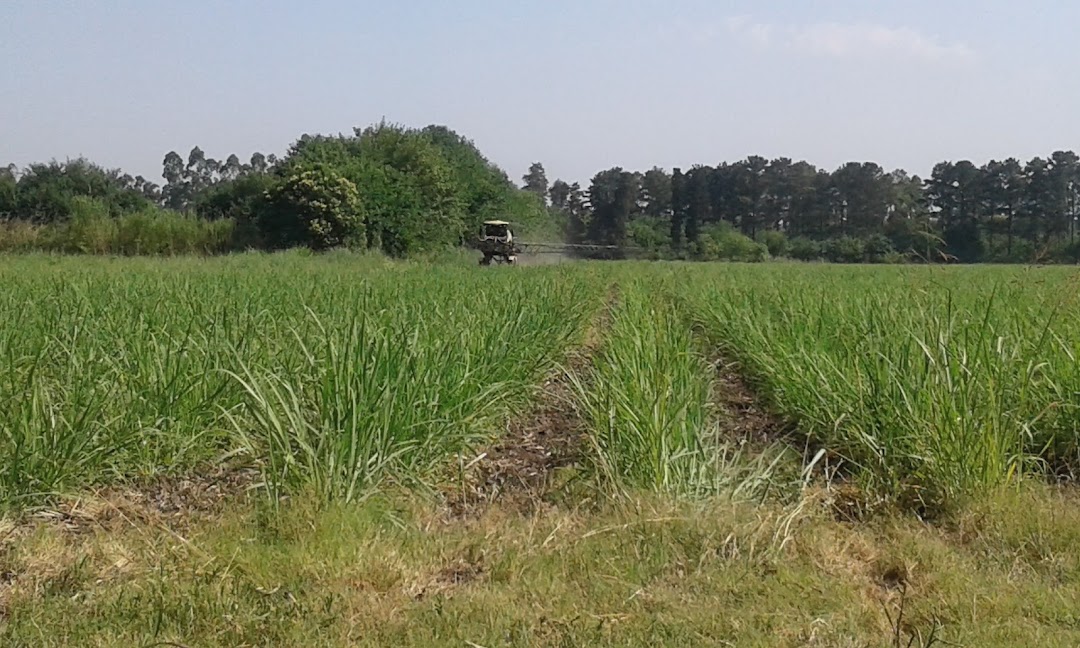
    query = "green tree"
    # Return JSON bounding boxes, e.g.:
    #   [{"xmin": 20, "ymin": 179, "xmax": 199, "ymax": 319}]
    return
[
  {"xmin": 261, "ymin": 166, "xmax": 363, "ymax": 250},
  {"xmin": 670, "ymin": 168, "xmax": 686, "ymax": 250},
  {"xmin": 686, "ymin": 166, "xmax": 710, "ymax": 247},
  {"xmin": 926, "ymin": 161, "xmax": 984, "ymax": 261},
  {"xmin": 522, "ymin": 162, "xmax": 549, "ymax": 203},
  {"xmin": 640, "ymin": 167, "xmax": 672, "ymax": 218},
  {"xmin": 733, "ymin": 156, "xmax": 768, "ymax": 237},
  {"xmin": 830, "ymin": 162, "xmax": 890, "ymax": 237},
  {"xmin": 564, "ymin": 182, "xmax": 588, "ymax": 244},
  {"xmin": 1021, "ymin": 157, "xmax": 1053, "ymax": 248},
  {"xmin": 549, "ymin": 179, "xmax": 571, "ymax": 212},
  {"xmin": 0, "ymin": 165, "xmax": 17, "ymax": 215},
  {"xmin": 1048, "ymin": 150, "xmax": 1079, "ymax": 243},
  {"xmin": 15, "ymin": 158, "xmax": 150, "ymax": 222},
  {"xmin": 161, "ymin": 151, "xmax": 190, "ymax": 210},
  {"xmin": 586, "ymin": 168, "xmax": 637, "ymax": 248},
  {"xmin": 981, "ymin": 159, "xmax": 1024, "ymax": 256}
]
